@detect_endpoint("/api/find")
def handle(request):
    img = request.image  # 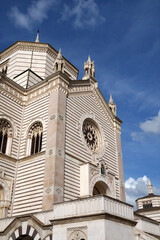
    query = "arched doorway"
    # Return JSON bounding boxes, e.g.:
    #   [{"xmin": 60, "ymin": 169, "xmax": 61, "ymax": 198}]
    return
[
  {"xmin": 16, "ymin": 236, "xmax": 33, "ymax": 240},
  {"xmin": 8, "ymin": 225, "xmax": 41, "ymax": 240},
  {"xmin": 93, "ymin": 181, "xmax": 108, "ymax": 195}
]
